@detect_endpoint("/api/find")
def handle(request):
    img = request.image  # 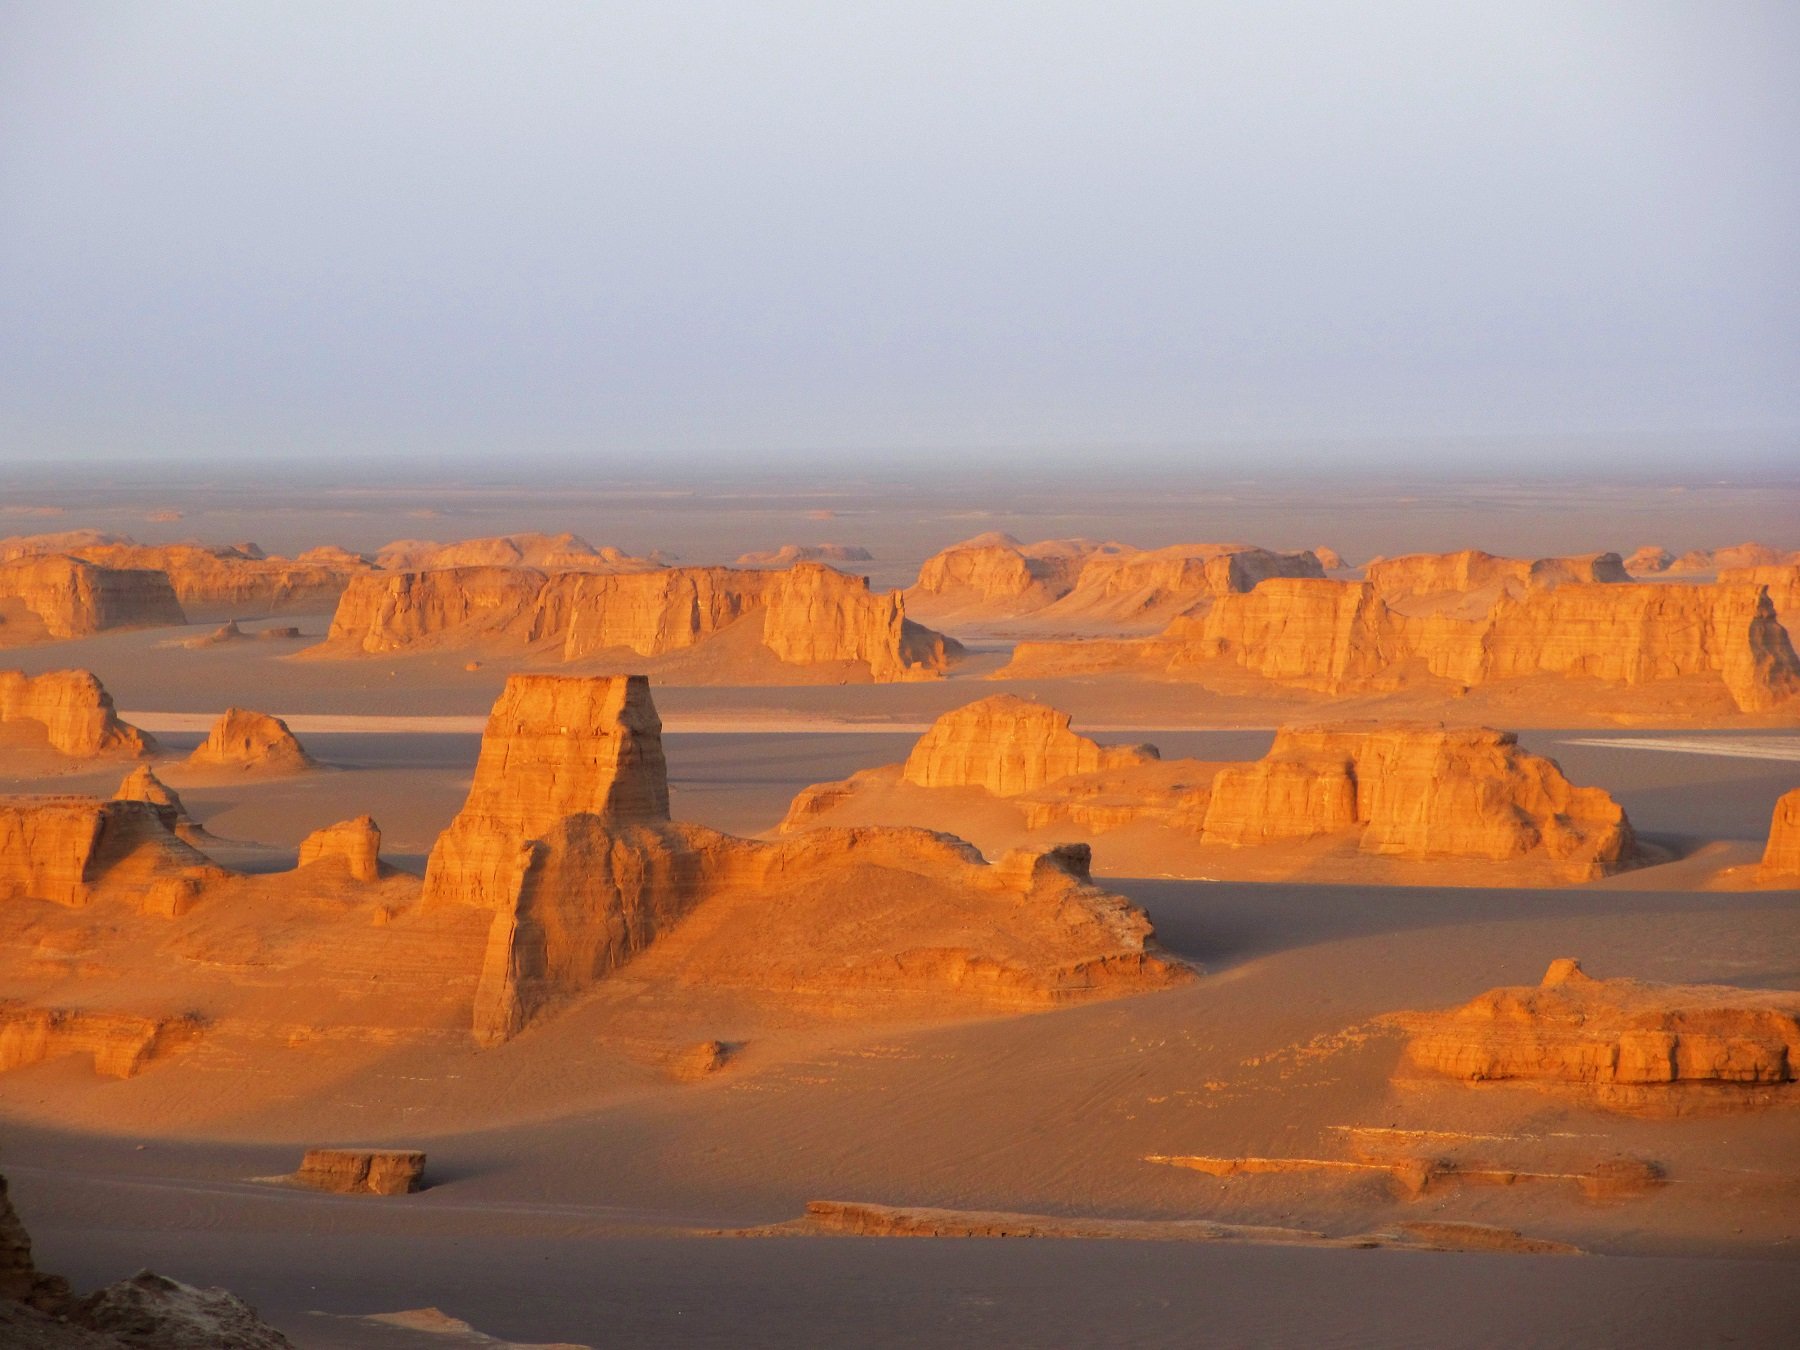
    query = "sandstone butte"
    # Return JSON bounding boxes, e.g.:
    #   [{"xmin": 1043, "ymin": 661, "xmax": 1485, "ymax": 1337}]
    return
[
  {"xmin": 0, "ymin": 795, "xmax": 225, "ymax": 910},
  {"xmin": 784, "ymin": 699, "xmax": 1638, "ymax": 880},
  {"xmin": 313, "ymin": 560, "xmax": 960, "ymax": 681},
  {"xmin": 900, "ymin": 694, "xmax": 1158, "ymax": 796},
  {"xmin": 1003, "ymin": 571, "xmax": 1800, "ymax": 714},
  {"xmin": 422, "ymin": 674, "xmax": 1188, "ymax": 1047},
  {"xmin": 1760, "ymin": 788, "xmax": 1800, "ymax": 881},
  {"xmin": 186, "ymin": 708, "xmax": 313, "ymax": 772},
  {"xmin": 0, "ymin": 669, "xmax": 152, "ymax": 758},
  {"xmin": 1393, "ymin": 958, "xmax": 1800, "ymax": 1111},
  {"xmin": 2, "ymin": 1170, "xmax": 295, "ymax": 1347},
  {"xmin": 0, "ymin": 554, "xmax": 184, "ymax": 645},
  {"xmin": 296, "ymin": 815, "xmax": 382, "ymax": 882},
  {"xmin": 903, "ymin": 534, "xmax": 1326, "ymax": 631}
]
